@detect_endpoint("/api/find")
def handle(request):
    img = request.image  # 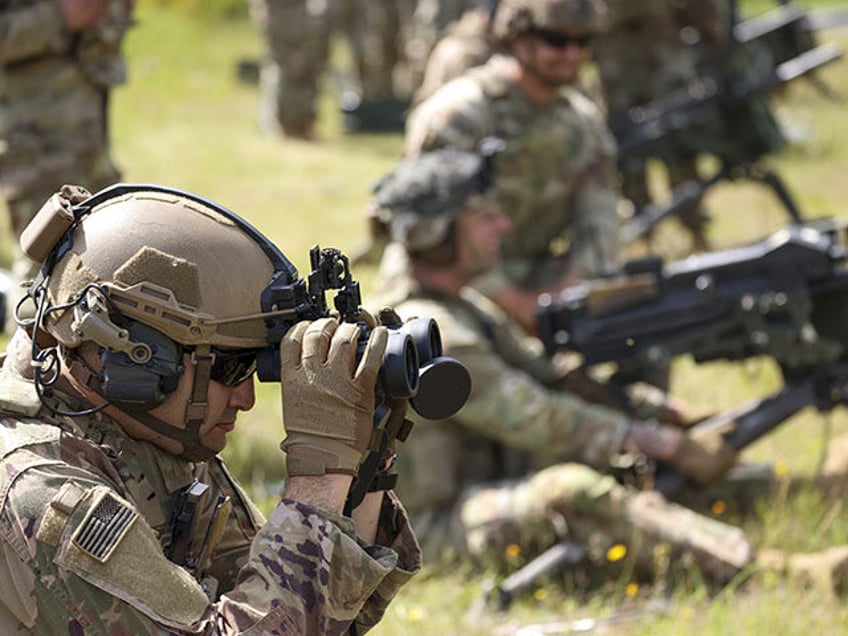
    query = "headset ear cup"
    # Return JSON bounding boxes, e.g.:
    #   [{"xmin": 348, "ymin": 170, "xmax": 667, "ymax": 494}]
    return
[{"xmin": 101, "ymin": 321, "xmax": 185, "ymax": 409}]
